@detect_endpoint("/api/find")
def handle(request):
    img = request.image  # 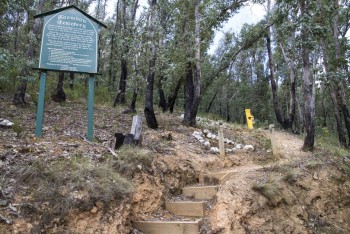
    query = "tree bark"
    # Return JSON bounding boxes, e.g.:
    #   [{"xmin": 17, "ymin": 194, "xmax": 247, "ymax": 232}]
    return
[
  {"xmin": 114, "ymin": 0, "xmax": 128, "ymax": 105},
  {"xmin": 266, "ymin": 30, "xmax": 294, "ymax": 129},
  {"xmin": 13, "ymin": 0, "xmax": 46, "ymax": 106},
  {"xmin": 183, "ymin": 0, "xmax": 201, "ymax": 126},
  {"xmin": 51, "ymin": 72, "xmax": 66, "ymax": 102},
  {"xmin": 322, "ymin": 41, "xmax": 347, "ymax": 146},
  {"xmin": 301, "ymin": 0, "xmax": 315, "ymax": 151},
  {"xmin": 167, "ymin": 77, "xmax": 183, "ymax": 113},
  {"xmin": 158, "ymin": 77, "xmax": 167, "ymax": 113},
  {"xmin": 144, "ymin": 0, "xmax": 158, "ymax": 129},
  {"xmin": 114, "ymin": 58, "xmax": 127, "ymax": 105},
  {"xmin": 69, "ymin": 72, "xmax": 74, "ymax": 90},
  {"xmin": 332, "ymin": 0, "xmax": 350, "ymax": 146}
]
